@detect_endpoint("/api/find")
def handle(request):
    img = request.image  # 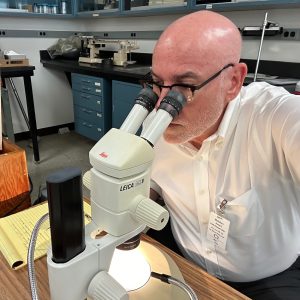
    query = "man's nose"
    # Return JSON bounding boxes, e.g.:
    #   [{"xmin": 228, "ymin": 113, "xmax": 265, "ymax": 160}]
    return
[{"xmin": 155, "ymin": 88, "xmax": 170, "ymax": 109}]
